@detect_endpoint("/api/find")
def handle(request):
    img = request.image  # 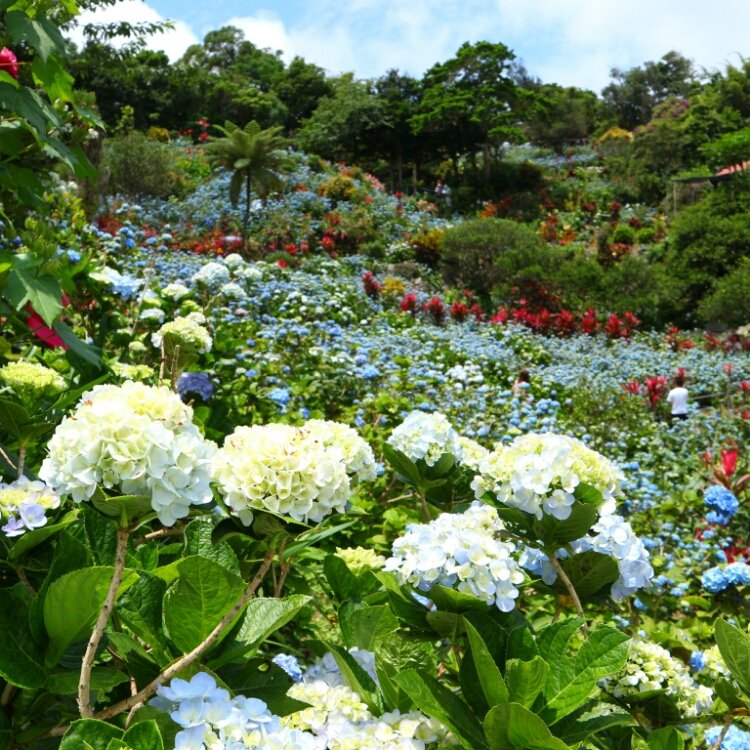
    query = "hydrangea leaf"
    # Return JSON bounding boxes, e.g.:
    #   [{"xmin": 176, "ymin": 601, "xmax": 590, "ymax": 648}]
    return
[
  {"xmin": 484, "ymin": 702, "xmax": 570, "ymax": 750},
  {"xmin": 0, "ymin": 588, "xmax": 45, "ymax": 689},
  {"xmin": 715, "ymin": 619, "xmax": 750, "ymax": 696}
]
